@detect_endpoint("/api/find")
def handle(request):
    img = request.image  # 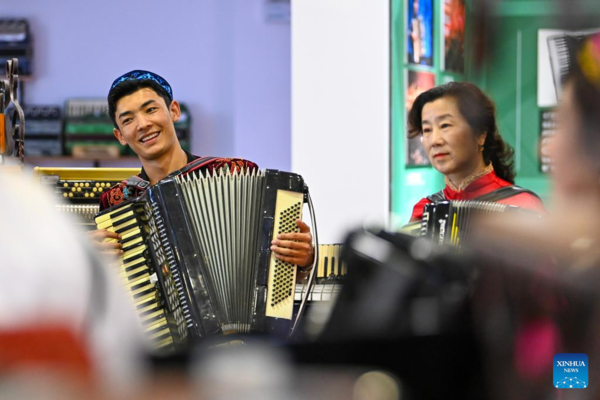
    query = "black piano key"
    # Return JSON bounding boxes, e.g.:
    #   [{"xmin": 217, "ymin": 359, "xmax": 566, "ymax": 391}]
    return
[
  {"xmin": 126, "ymin": 267, "xmax": 149, "ymax": 281},
  {"xmin": 150, "ymin": 328, "xmax": 172, "ymax": 343},
  {"xmin": 115, "ymin": 217, "xmax": 139, "ymax": 234},
  {"xmin": 125, "ymin": 259, "xmax": 149, "ymax": 273},
  {"xmin": 141, "ymin": 311, "xmax": 166, "ymax": 326},
  {"xmin": 122, "ymin": 239, "xmax": 146, "ymax": 254},
  {"xmin": 131, "ymin": 279, "xmax": 152, "ymax": 292},
  {"xmin": 133, "ymin": 286, "xmax": 155, "ymax": 300},
  {"xmin": 123, "ymin": 249, "xmax": 147, "ymax": 265},
  {"xmin": 138, "ymin": 301, "xmax": 160, "ymax": 314}
]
